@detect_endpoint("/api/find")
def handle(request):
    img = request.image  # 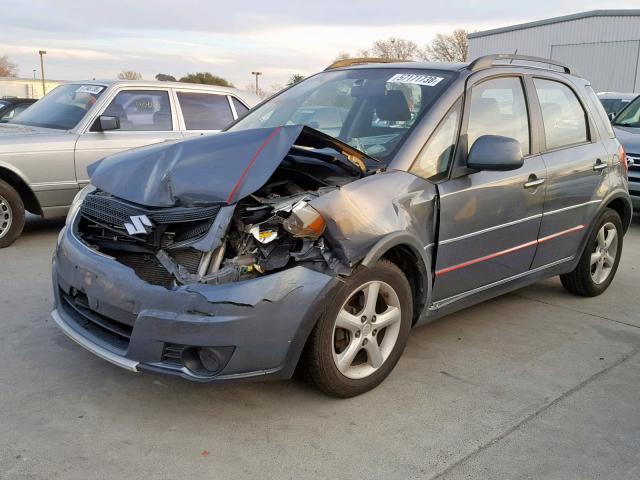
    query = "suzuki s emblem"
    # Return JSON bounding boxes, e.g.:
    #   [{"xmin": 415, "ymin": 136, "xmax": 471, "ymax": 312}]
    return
[
  {"xmin": 124, "ymin": 215, "xmax": 153, "ymax": 235},
  {"xmin": 628, "ymin": 157, "xmax": 635, "ymax": 167}
]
